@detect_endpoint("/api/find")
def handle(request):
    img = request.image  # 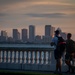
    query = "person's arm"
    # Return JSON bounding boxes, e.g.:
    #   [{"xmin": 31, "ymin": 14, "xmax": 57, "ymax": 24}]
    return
[
  {"xmin": 50, "ymin": 37, "xmax": 57, "ymax": 46},
  {"xmin": 50, "ymin": 42, "xmax": 56, "ymax": 46}
]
